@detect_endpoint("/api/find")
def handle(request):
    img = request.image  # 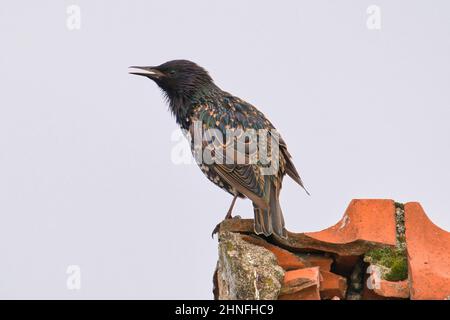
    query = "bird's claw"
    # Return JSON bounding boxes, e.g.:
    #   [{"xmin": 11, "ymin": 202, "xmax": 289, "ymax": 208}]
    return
[
  {"xmin": 211, "ymin": 215, "xmax": 242, "ymax": 239},
  {"xmin": 211, "ymin": 223, "xmax": 221, "ymax": 239}
]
